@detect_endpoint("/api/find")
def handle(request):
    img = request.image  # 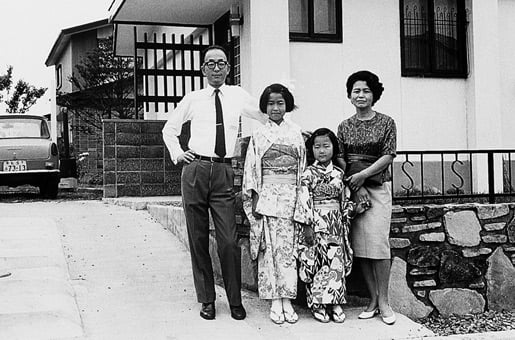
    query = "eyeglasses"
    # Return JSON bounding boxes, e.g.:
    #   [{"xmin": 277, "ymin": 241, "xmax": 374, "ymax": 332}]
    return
[{"xmin": 203, "ymin": 61, "xmax": 229, "ymax": 70}]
